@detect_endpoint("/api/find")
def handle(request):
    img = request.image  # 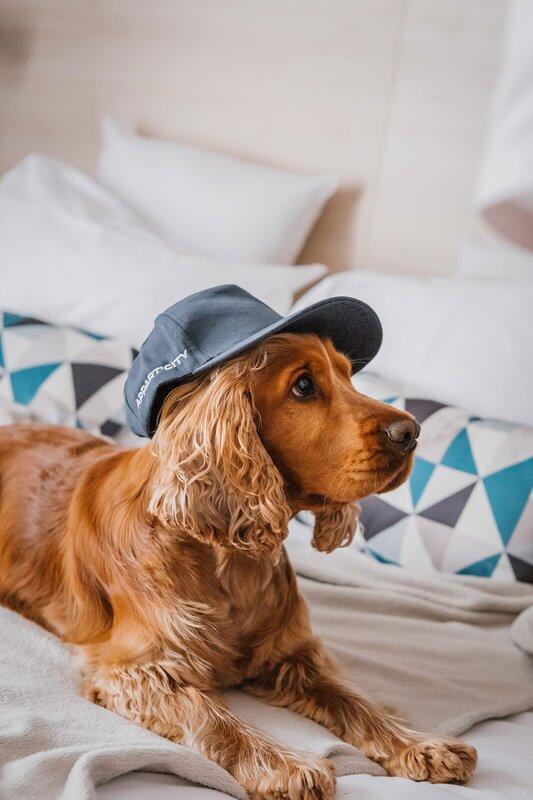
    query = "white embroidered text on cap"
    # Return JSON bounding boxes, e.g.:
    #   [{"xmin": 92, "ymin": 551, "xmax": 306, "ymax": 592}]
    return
[{"xmin": 136, "ymin": 350, "xmax": 188, "ymax": 407}]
